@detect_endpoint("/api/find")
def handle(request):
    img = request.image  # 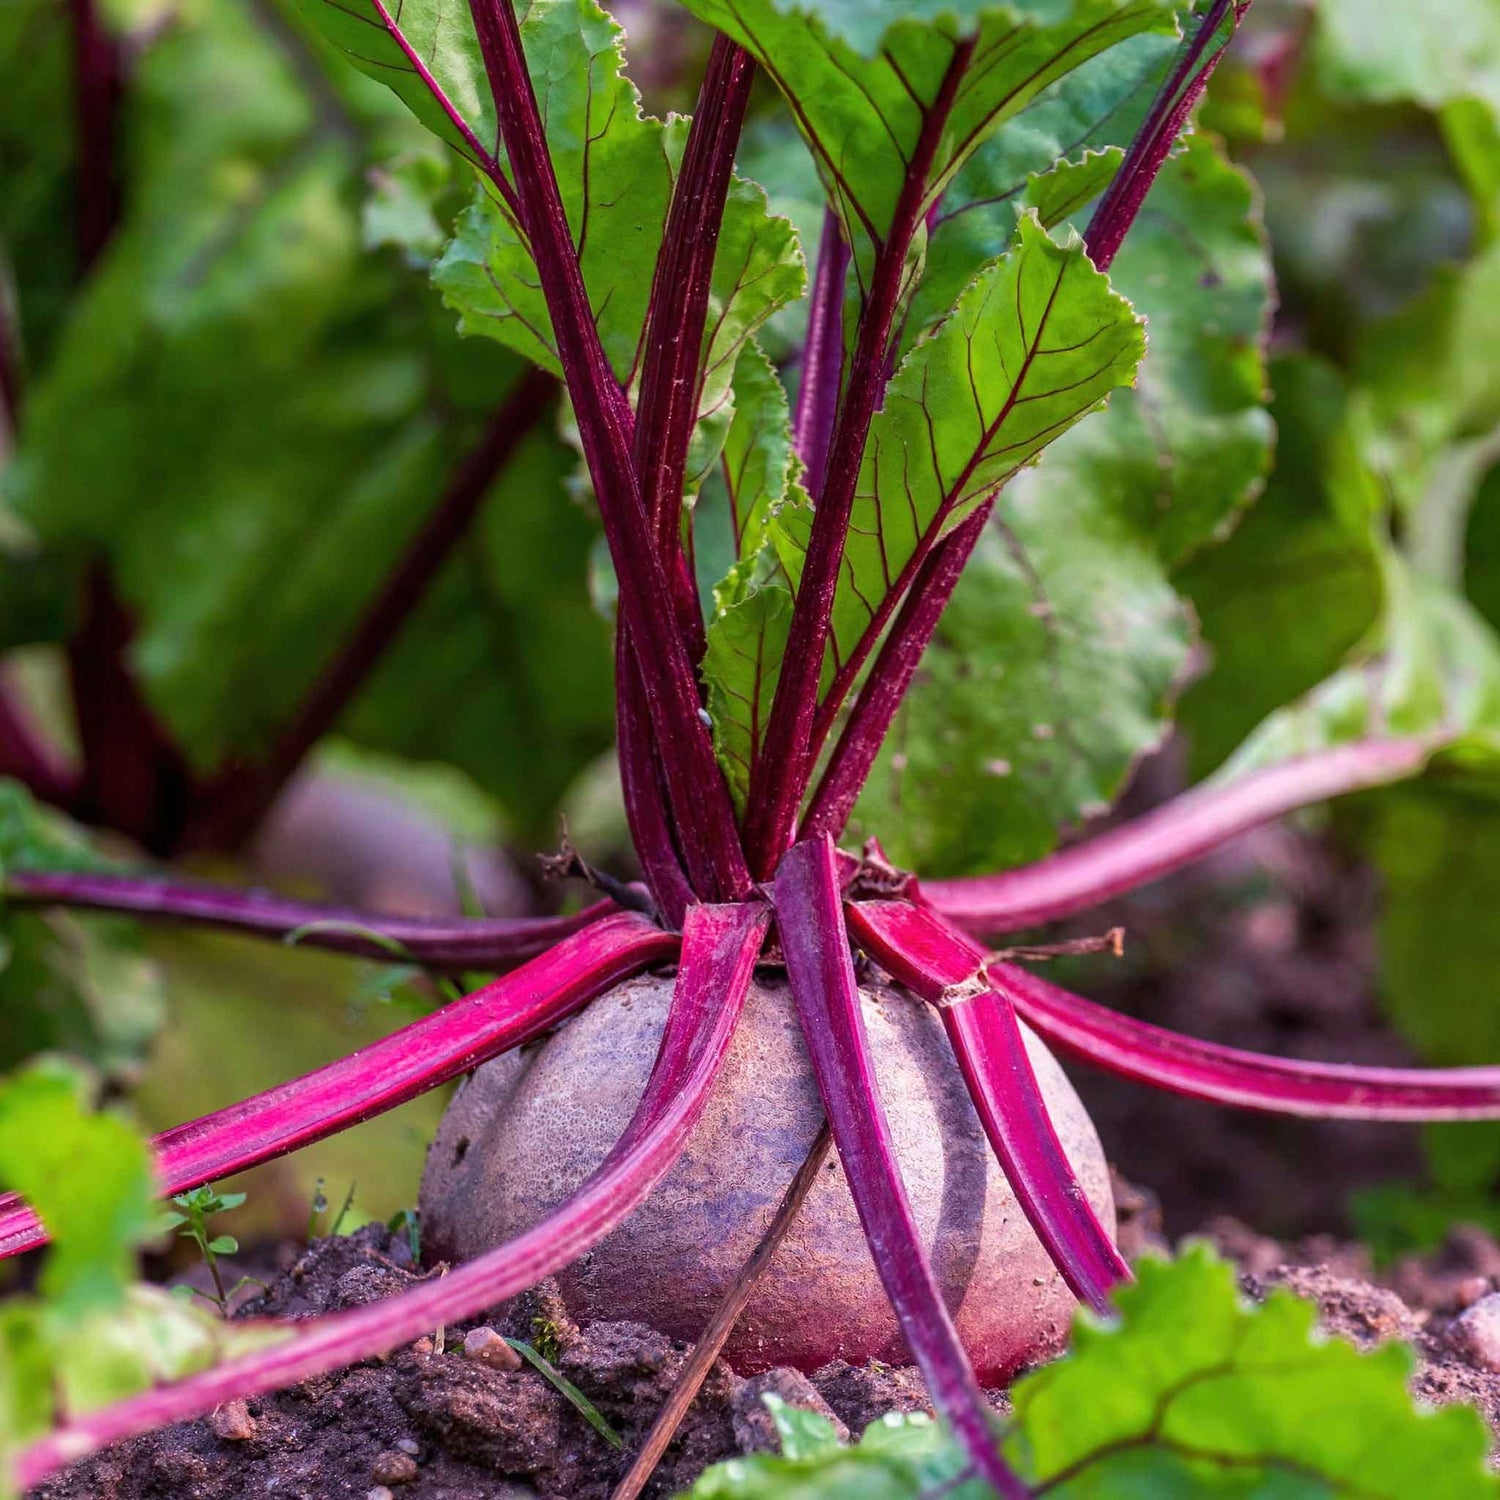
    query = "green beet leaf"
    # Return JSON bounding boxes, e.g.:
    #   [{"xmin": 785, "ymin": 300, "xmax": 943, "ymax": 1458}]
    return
[
  {"xmin": 0, "ymin": 1063, "xmax": 285, "ymax": 1495},
  {"xmin": 0, "ymin": 783, "xmax": 165, "ymax": 1084},
  {"xmin": 0, "ymin": 0, "xmax": 613, "ymax": 837},
  {"xmin": 0, "ymin": 1062, "xmax": 155, "ymax": 1321},
  {"xmin": 295, "ymin": 0, "xmax": 497, "ymax": 170},
  {"xmin": 676, "ymin": 0, "xmax": 1177, "ymax": 293},
  {"xmin": 700, "ymin": 341, "xmax": 806, "ymax": 806},
  {"xmin": 431, "ymin": 0, "xmax": 803, "ymax": 496},
  {"xmin": 848, "ymin": 473, "xmax": 1190, "ymax": 872},
  {"xmin": 906, "ymin": 16, "xmax": 1187, "ymax": 345},
  {"xmin": 1020, "ymin": 133, "xmax": 1275, "ymax": 566},
  {"xmin": 853, "ymin": 132, "xmax": 1274, "ymax": 875},
  {"xmin": 778, "ymin": 213, "xmax": 1144, "ymax": 705},
  {"xmin": 1177, "ymin": 355, "xmax": 1383, "ymax": 778},
  {"xmin": 685, "ymin": 1408, "xmax": 986, "ymax": 1498},
  {"xmin": 339, "ymin": 423, "xmax": 615, "ymax": 841},
  {"xmin": 1005, "ymin": 1245, "xmax": 1495, "ymax": 1496}
]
